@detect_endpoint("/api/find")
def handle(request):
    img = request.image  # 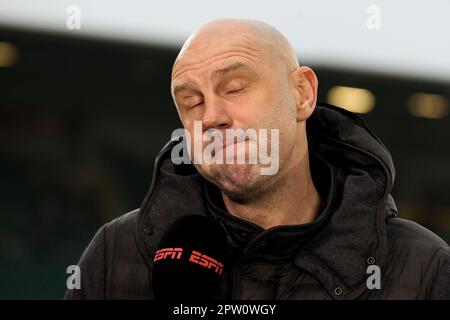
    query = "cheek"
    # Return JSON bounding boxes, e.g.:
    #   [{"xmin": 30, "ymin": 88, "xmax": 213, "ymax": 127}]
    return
[
  {"xmin": 262, "ymin": 91, "xmax": 298, "ymax": 131},
  {"xmin": 179, "ymin": 108, "xmax": 202, "ymax": 126},
  {"xmin": 181, "ymin": 127, "xmax": 199, "ymax": 160},
  {"xmin": 227, "ymin": 85, "xmax": 297, "ymax": 132},
  {"xmin": 265, "ymin": 99, "xmax": 298, "ymax": 157},
  {"xmin": 259, "ymin": 85, "xmax": 295, "ymax": 117}
]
